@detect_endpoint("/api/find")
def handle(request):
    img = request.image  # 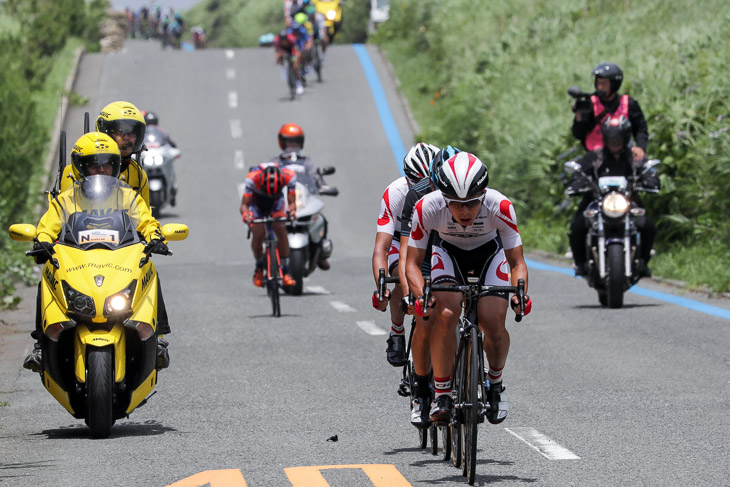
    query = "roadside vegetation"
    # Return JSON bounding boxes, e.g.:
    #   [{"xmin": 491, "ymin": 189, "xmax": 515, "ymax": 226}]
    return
[
  {"xmin": 184, "ymin": 0, "xmax": 370, "ymax": 47},
  {"xmin": 0, "ymin": 0, "xmax": 107, "ymax": 307},
  {"xmin": 372, "ymin": 0, "xmax": 730, "ymax": 293}
]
